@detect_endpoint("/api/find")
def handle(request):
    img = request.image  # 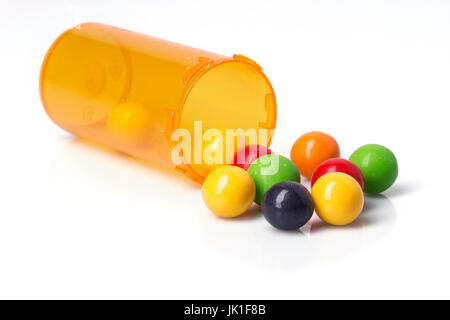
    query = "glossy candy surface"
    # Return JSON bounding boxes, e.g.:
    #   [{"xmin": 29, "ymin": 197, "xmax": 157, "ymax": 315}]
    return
[
  {"xmin": 201, "ymin": 165, "xmax": 255, "ymax": 218},
  {"xmin": 232, "ymin": 145, "xmax": 272, "ymax": 170},
  {"xmin": 262, "ymin": 181, "xmax": 314, "ymax": 230},
  {"xmin": 311, "ymin": 172, "xmax": 364, "ymax": 226},
  {"xmin": 290, "ymin": 131, "xmax": 340, "ymax": 179},
  {"xmin": 311, "ymin": 158, "xmax": 364, "ymax": 189},
  {"xmin": 247, "ymin": 154, "xmax": 300, "ymax": 205},
  {"xmin": 349, "ymin": 144, "xmax": 398, "ymax": 194}
]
